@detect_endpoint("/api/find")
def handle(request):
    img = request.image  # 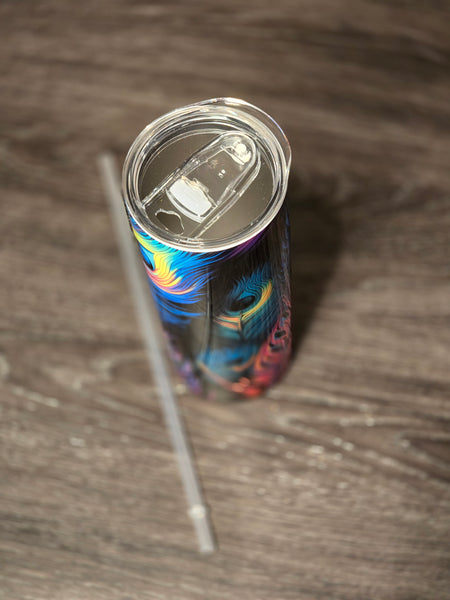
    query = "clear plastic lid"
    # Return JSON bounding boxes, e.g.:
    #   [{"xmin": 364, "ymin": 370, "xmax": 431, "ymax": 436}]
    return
[{"xmin": 123, "ymin": 98, "xmax": 291, "ymax": 252}]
